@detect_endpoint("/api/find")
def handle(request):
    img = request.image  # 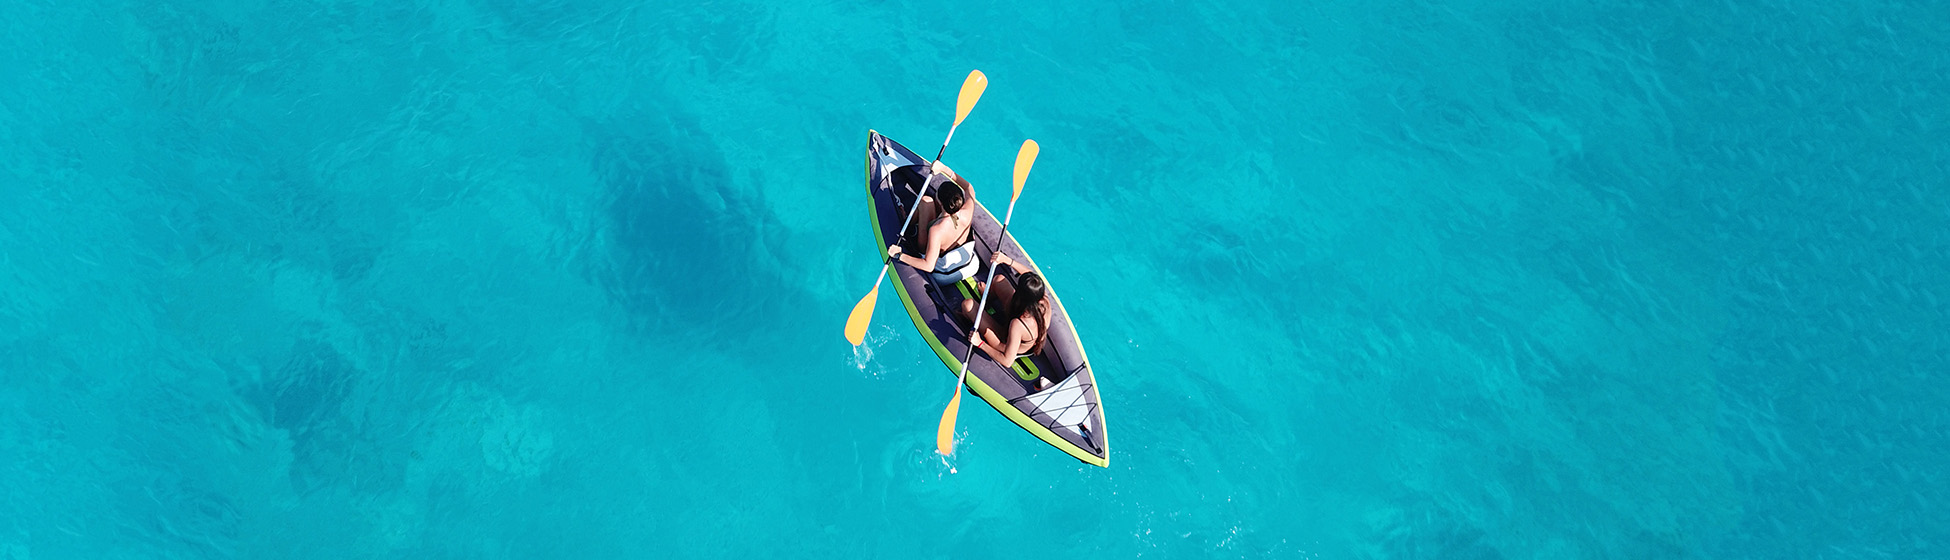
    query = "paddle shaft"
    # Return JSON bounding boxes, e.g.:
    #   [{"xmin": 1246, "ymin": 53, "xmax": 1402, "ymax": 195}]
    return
[
  {"xmin": 950, "ymin": 198, "xmax": 1021, "ymax": 395},
  {"xmin": 890, "ymin": 120, "xmax": 965, "ymax": 258},
  {"xmin": 933, "ymin": 127, "xmax": 956, "ymax": 163}
]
